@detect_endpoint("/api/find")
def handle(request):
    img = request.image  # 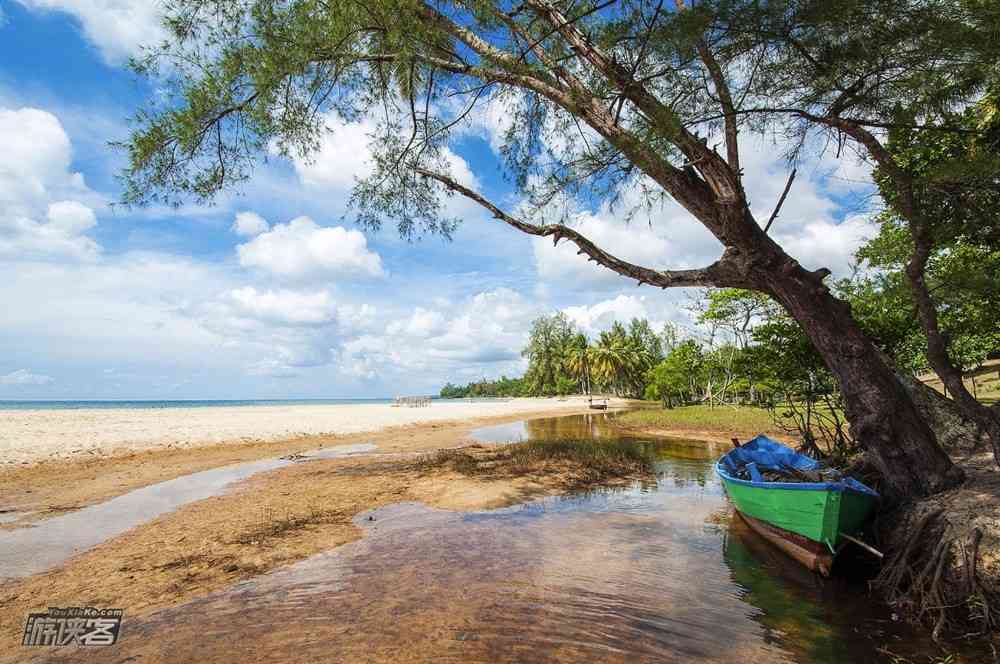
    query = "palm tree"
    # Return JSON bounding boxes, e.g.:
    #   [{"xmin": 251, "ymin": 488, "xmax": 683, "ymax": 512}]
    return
[
  {"xmin": 591, "ymin": 329, "xmax": 628, "ymax": 395},
  {"xmin": 564, "ymin": 334, "xmax": 592, "ymax": 395}
]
